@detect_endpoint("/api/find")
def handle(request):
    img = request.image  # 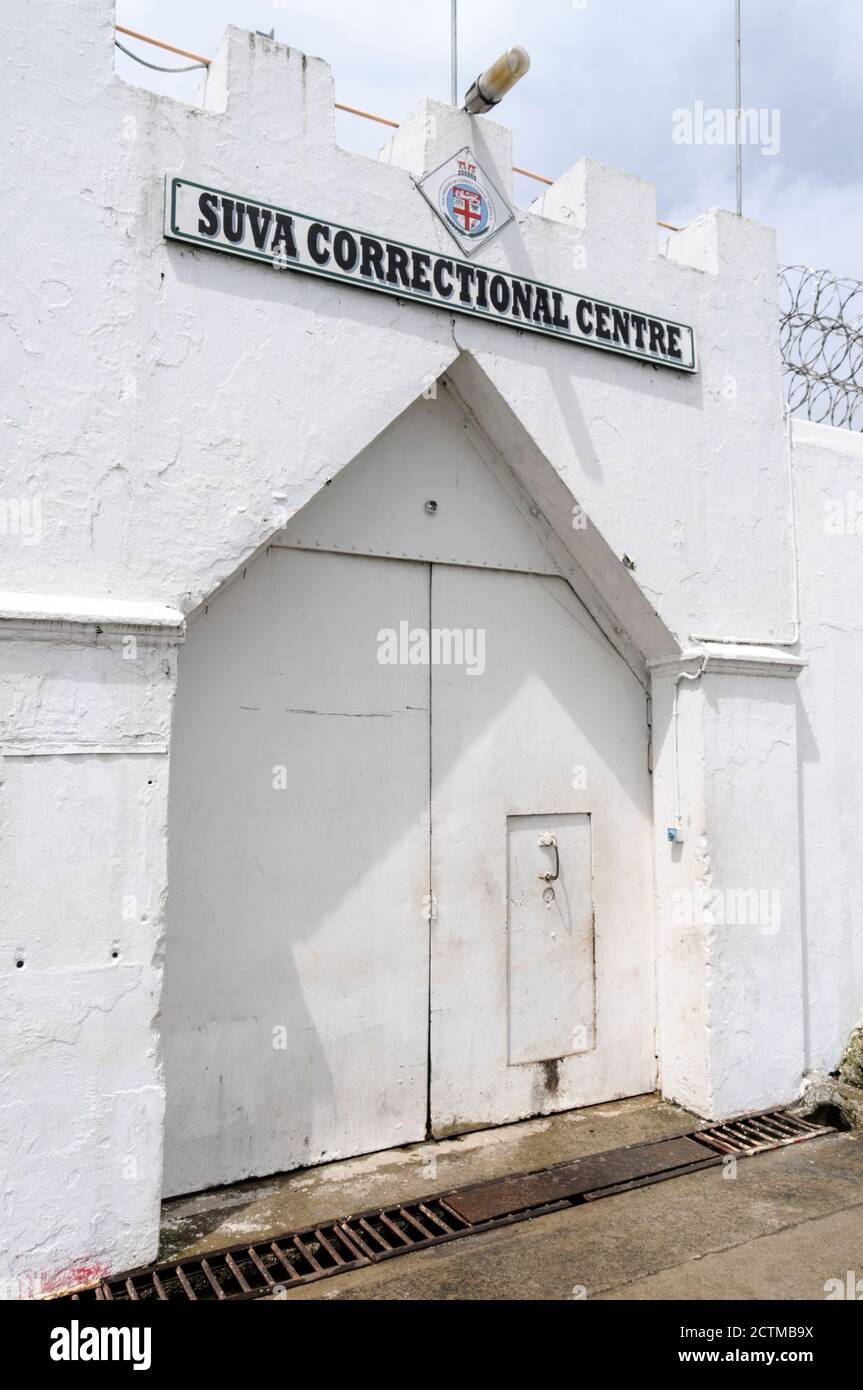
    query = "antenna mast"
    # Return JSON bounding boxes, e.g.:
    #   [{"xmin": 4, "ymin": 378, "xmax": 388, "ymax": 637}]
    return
[{"xmin": 451, "ymin": 0, "xmax": 458, "ymax": 106}]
